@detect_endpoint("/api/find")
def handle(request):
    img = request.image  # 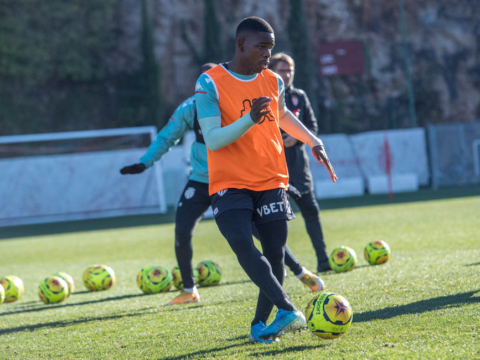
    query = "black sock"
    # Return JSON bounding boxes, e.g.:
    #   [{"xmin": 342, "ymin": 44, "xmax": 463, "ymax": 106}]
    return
[
  {"xmin": 174, "ymin": 182, "xmax": 211, "ymax": 289},
  {"xmin": 284, "ymin": 245, "xmax": 303, "ymax": 276},
  {"xmin": 251, "ymin": 220, "xmax": 296, "ymax": 326},
  {"xmin": 296, "ymin": 190, "xmax": 329, "ymax": 263},
  {"xmin": 174, "ymin": 230, "xmax": 195, "ymax": 289}
]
